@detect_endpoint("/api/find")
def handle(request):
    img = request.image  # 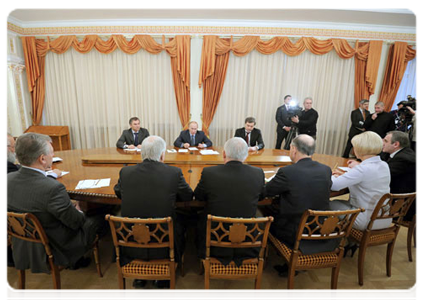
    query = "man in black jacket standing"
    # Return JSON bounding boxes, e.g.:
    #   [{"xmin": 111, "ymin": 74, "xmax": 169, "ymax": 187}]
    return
[
  {"xmin": 275, "ymin": 95, "xmax": 293, "ymax": 149},
  {"xmin": 343, "ymin": 99, "xmax": 370, "ymax": 158},
  {"xmin": 364, "ymin": 101, "xmax": 395, "ymax": 138},
  {"xmin": 290, "ymin": 97, "xmax": 318, "ymax": 139}
]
